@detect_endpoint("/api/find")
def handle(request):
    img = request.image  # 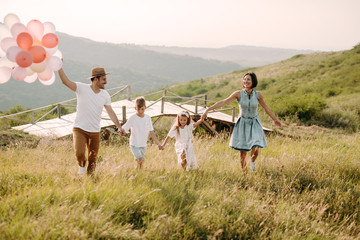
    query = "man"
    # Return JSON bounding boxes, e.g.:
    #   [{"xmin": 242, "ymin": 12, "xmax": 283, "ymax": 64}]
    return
[{"xmin": 58, "ymin": 66, "xmax": 122, "ymax": 176}]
